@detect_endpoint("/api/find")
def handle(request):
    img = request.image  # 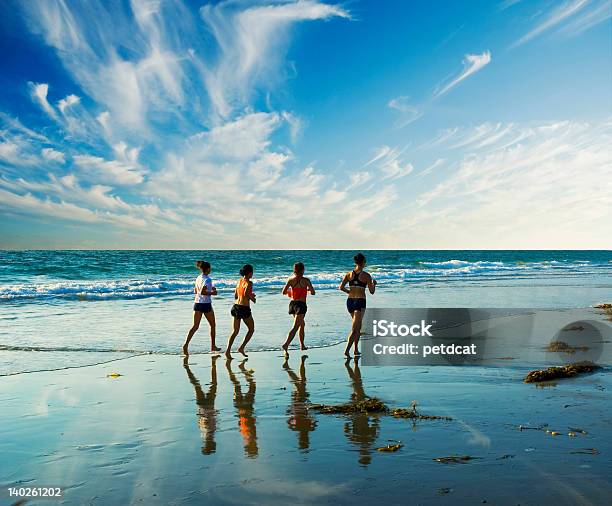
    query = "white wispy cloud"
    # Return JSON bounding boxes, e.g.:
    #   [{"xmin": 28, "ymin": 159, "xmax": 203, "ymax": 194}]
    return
[
  {"xmin": 57, "ymin": 94, "xmax": 80, "ymax": 114},
  {"xmin": 511, "ymin": 0, "xmax": 590, "ymax": 47},
  {"xmin": 364, "ymin": 146, "xmax": 414, "ymax": 180},
  {"xmin": 390, "ymin": 119, "xmax": 612, "ymax": 248},
  {"xmin": 418, "ymin": 158, "xmax": 445, "ymax": 177},
  {"xmin": 433, "ymin": 51, "xmax": 492, "ymax": 97},
  {"xmin": 73, "ymin": 154, "xmax": 145, "ymax": 186},
  {"xmin": 499, "ymin": 0, "xmax": 522, "ymax": 10},
  {"xmin": 6, "ymin": 2, "xmax": 359, "ymax": 246},
  {"xmin": 387, "ymin": 96, "xmax": 422, "ymax": 128},
  {"xmin": 29, "ymin": 82, "xmax": 58, "ymax": 120},
  {"xmin": 199, "ymin": 0, "xmax": 349, "ymax": 119},
  {"xmin": 348, "ymin": 171, "xmax": 372, "ymax": 189},
  {"xmin": 41, "ymin": 147, "xmax": 65, "ymax": 163},
  {"xmin": 559, "ymin": 0, "xmax": 612, "ymax": 37},
  {"xmin": 0, "ymin": 186, "xmax": 145, "ymax": 227},
  {"xmin": 23, "ymin": 0, "xmax": 190, "ymax": 130}
]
